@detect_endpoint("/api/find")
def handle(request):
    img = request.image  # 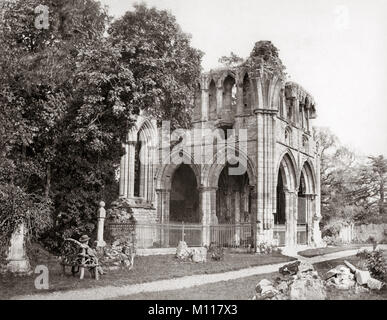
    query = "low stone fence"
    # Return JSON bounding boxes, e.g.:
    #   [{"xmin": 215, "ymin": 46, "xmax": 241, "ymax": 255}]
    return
[{"xmin": 337, "ymin": 223, "xmax": 387, "ymax": 244}]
